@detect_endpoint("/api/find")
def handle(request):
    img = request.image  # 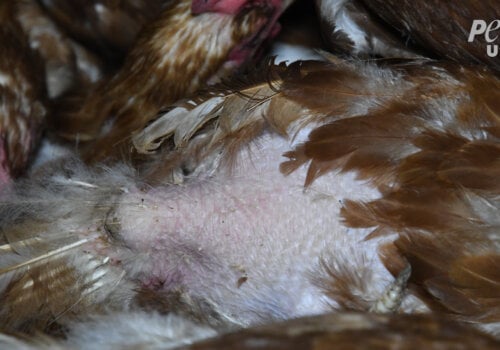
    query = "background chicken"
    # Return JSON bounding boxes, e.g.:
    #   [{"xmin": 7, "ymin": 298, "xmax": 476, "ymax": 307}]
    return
[
  {"xmin": 315, "ymin": 0, "xmax": 421, "ymax": 58},
  {"xmin": 316, "ymin": 0, "xmax": 500, "ymax": 71},
  {"xmin": 361, "ymin": 0, "xmax": 500, "ymax": 71},
  {"xmin": 36, "ymin": 0, "xmax": 170, "ymax": 66},
  {"xmin": 51, "ymin": 0, "xmax": 294, "ymax": 163}
]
